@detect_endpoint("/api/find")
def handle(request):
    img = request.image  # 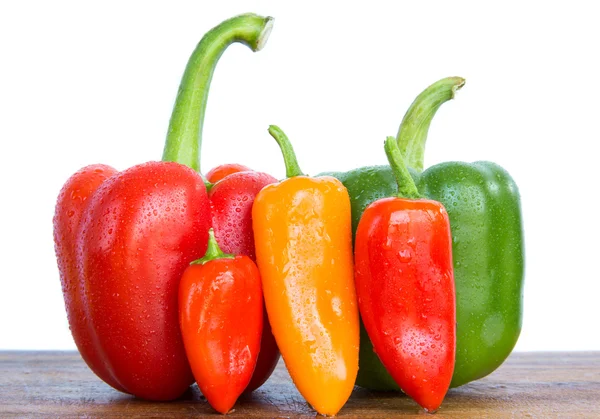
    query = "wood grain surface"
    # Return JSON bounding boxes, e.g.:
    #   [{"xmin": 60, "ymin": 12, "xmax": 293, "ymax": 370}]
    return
[{"xmin": 1, "ymin": 351, "xmax": 598, "ymax": 418}]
